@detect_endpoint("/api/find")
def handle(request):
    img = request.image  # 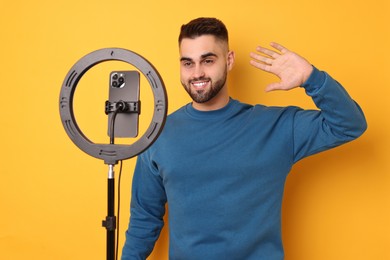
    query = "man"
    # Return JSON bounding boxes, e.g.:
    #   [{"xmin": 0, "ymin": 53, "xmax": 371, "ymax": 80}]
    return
[{"xmin": 121, "ymin": 17, "xmax": 366, "ymax": 259}]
